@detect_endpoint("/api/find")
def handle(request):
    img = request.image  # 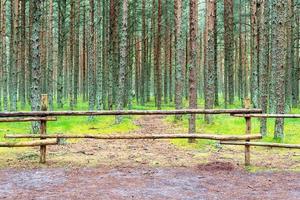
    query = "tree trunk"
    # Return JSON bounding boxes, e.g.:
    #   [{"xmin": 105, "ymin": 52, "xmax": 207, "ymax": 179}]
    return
[
  {"xmin": 272, "ymin": 0, "xmax": 287, "ymax": 139},
  {"xmin": 95, "ymin": 1, "xmax": 102, "ymax": 110},
  {"xmin": 258, "ymin": 0, "xmax": 269, "ymax": 136},
  {"xmin": 31, "ymin": 0, "xmax": 42, "ymax": 133},
  {"xmin": 204, "ymin": 0, "xmax": 216, "ymax": 124},
  {"xmin": 88, "ymin": 0, "xmax": 96, "ymax": 112},
  {"xmin": 57, "ymin": 0, "xmax": 66, "ymax": 108},
  {"xmin": 155, "ymin": 0, "xmax": 162, "ymax": 109},
  {"xmin": 188, "ymin": 0, "xmax": 198, "ymax": 143},
  {"xmin": 73, "ymin": 0, "xmax": 80, "ymax": 108},
  {"xmin": 250, "ymin": 0, "xmax": 259, "ymax": 108},
  {"xmin": 116, "ymin": 0, "xmax": 128, "ymax": 123},
  {"xmin": 19, "ymin": 0, "xmax": 26, "ymax": 109},
  {"xmin": 213, "ymin": 0, "xmax": 219, "ymax": 107},
  {"xmin": 174, "ymin": 0, "xmax": 184, "ymax": 119},
  {"xmin": 47, "ymin": 0, "xmax": 54, "ymax": 110},
  {"xmin": 9, "ymin": 0, "xmax": 18, "ymax": 111},
  {"xmin": 1, "ymin": 0, "xmax": 8, "ymax": 111},
  {"xmin": 223, "ymin": 0, "xmax": 234, "ymax": 106},
  {"xmin": 68, "ymin": 0, "xmax": 75, "ymax": 110}
]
